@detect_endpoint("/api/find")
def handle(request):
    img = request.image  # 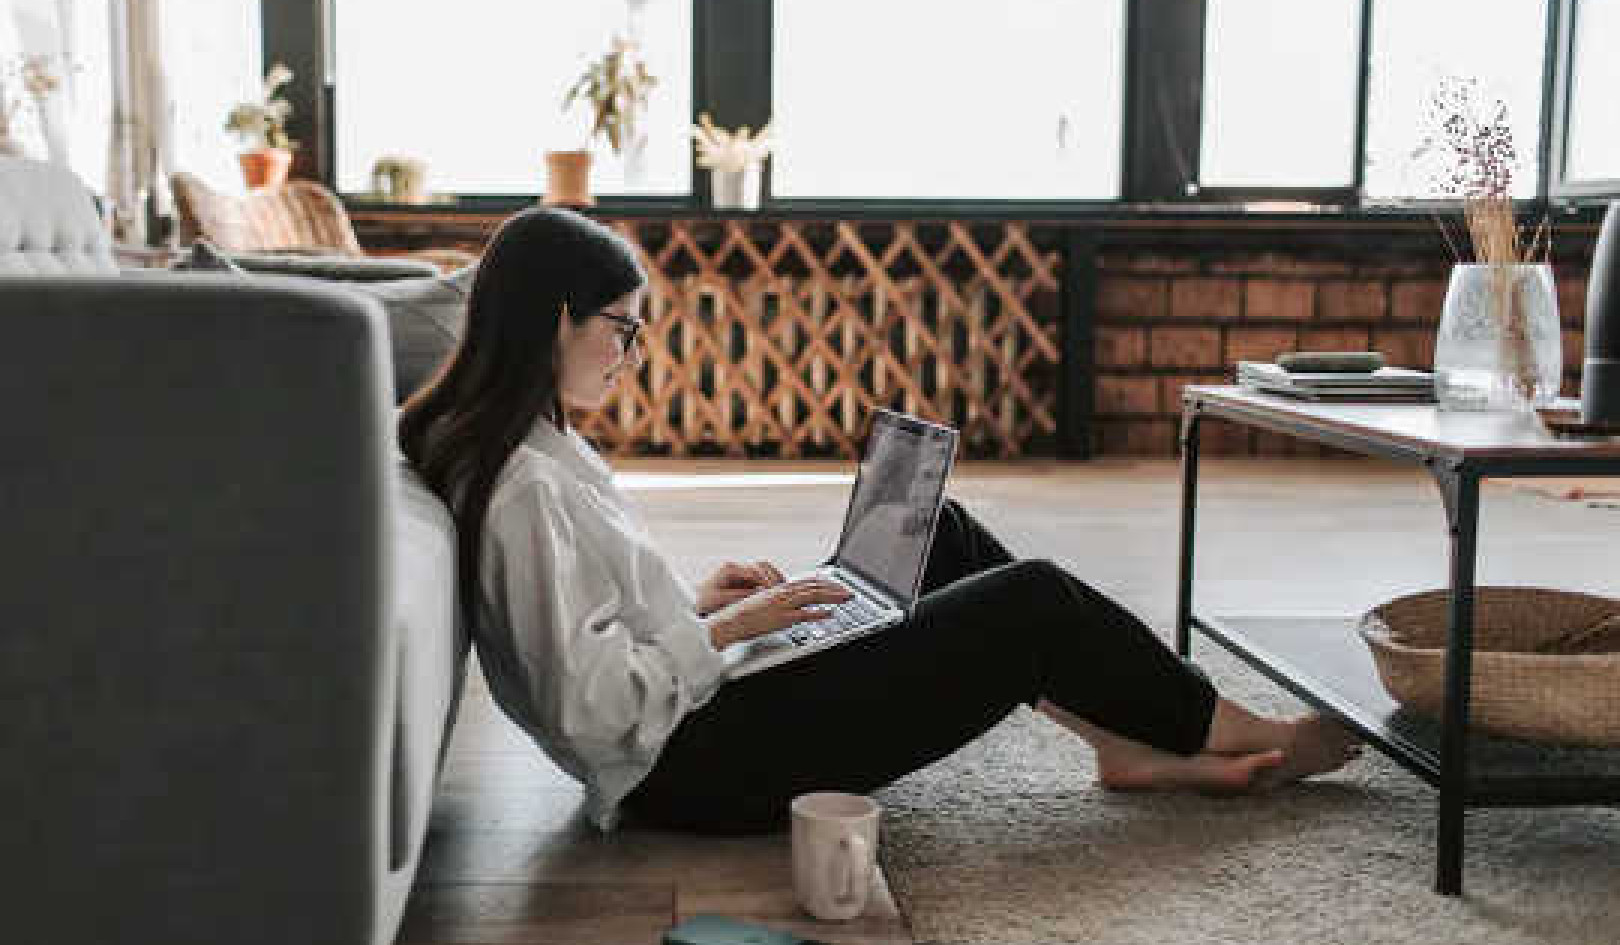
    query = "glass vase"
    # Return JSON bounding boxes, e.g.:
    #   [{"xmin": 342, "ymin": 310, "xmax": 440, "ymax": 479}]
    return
[{"xmin": 1433, "ymin": 263, "xmax": 1562, "ymax": 412}]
